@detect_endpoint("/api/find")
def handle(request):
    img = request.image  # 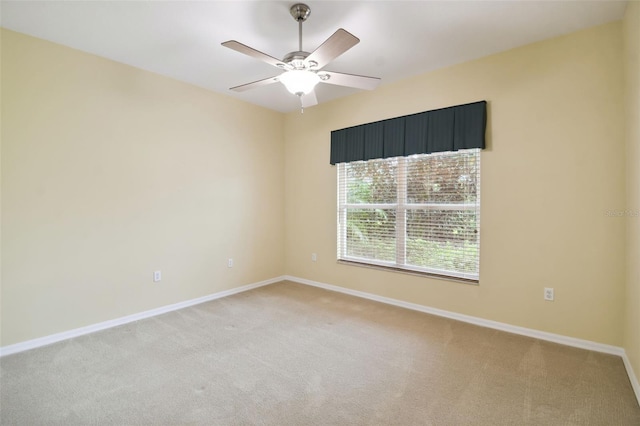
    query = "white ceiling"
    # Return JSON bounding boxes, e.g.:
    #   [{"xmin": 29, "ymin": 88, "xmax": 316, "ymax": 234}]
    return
[{"xmin": 1, "ymin": 1, "xmax": 627, "ymax": 113}]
